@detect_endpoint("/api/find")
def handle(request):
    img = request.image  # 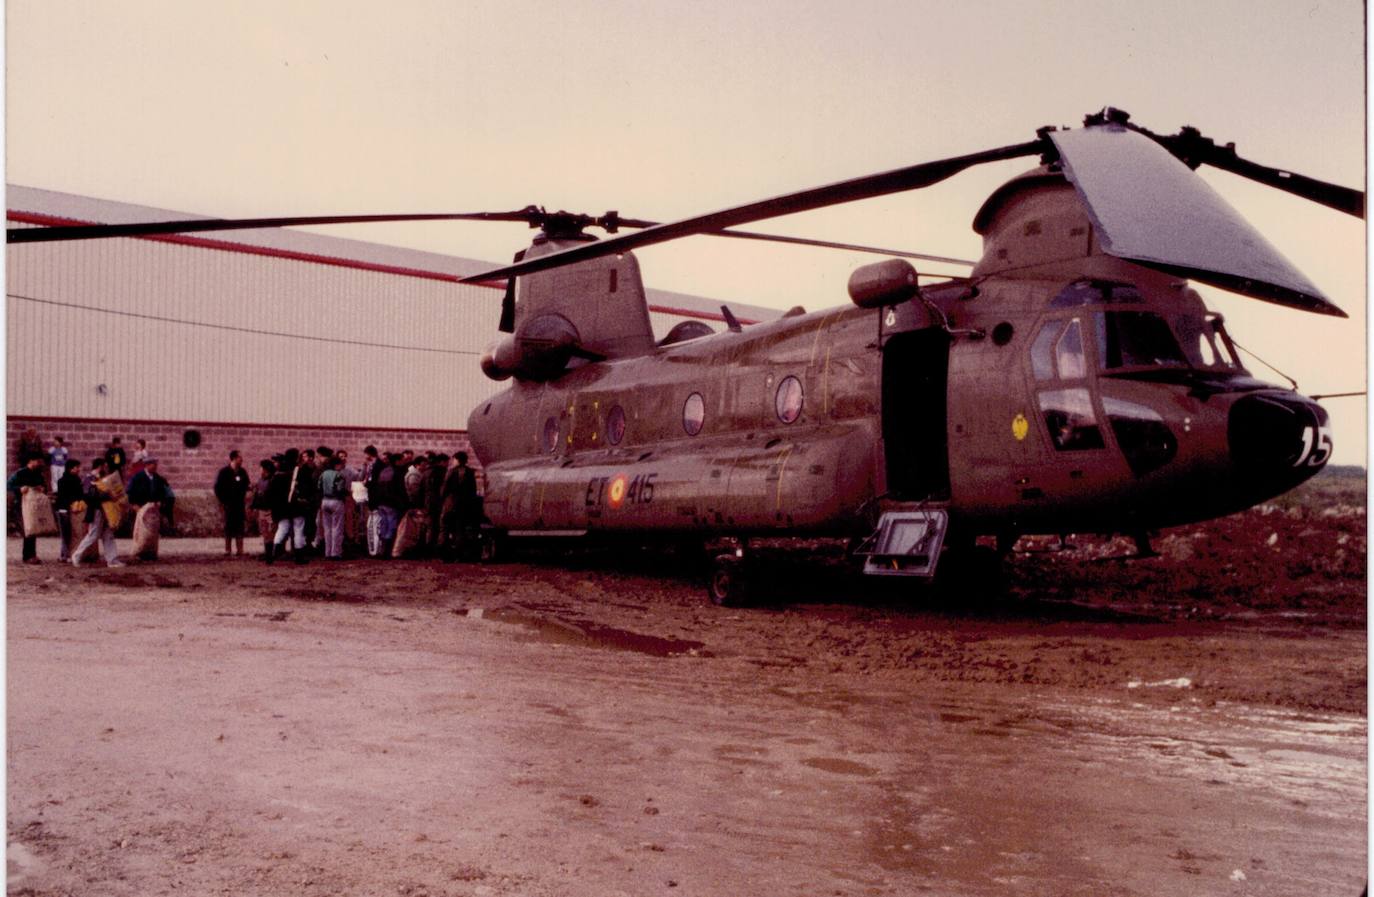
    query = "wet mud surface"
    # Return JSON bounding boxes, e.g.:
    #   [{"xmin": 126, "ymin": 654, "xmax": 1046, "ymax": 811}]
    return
[{"xmin": 6, "ymin": 478, "xmax": 1367, "ymax": 895}]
